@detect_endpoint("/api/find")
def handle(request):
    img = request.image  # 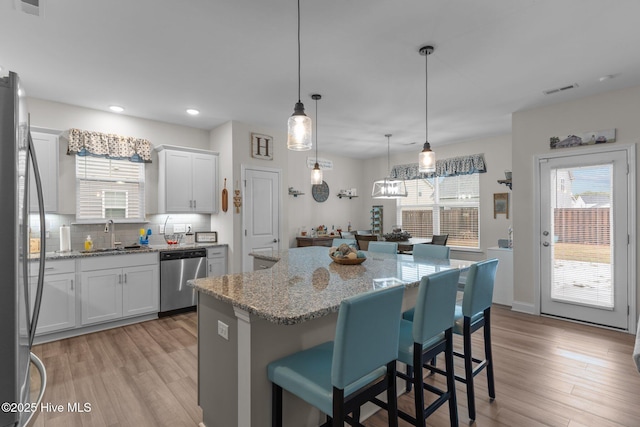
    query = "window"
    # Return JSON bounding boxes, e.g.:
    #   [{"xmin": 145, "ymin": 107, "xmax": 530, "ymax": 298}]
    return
[
  {"xmin": 76, "ymin": 156, "xmax": 145, "ymax": 221},
  {"xmin": 397, "ymin": 174, "xmax": 480, "ymax": 248}
]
